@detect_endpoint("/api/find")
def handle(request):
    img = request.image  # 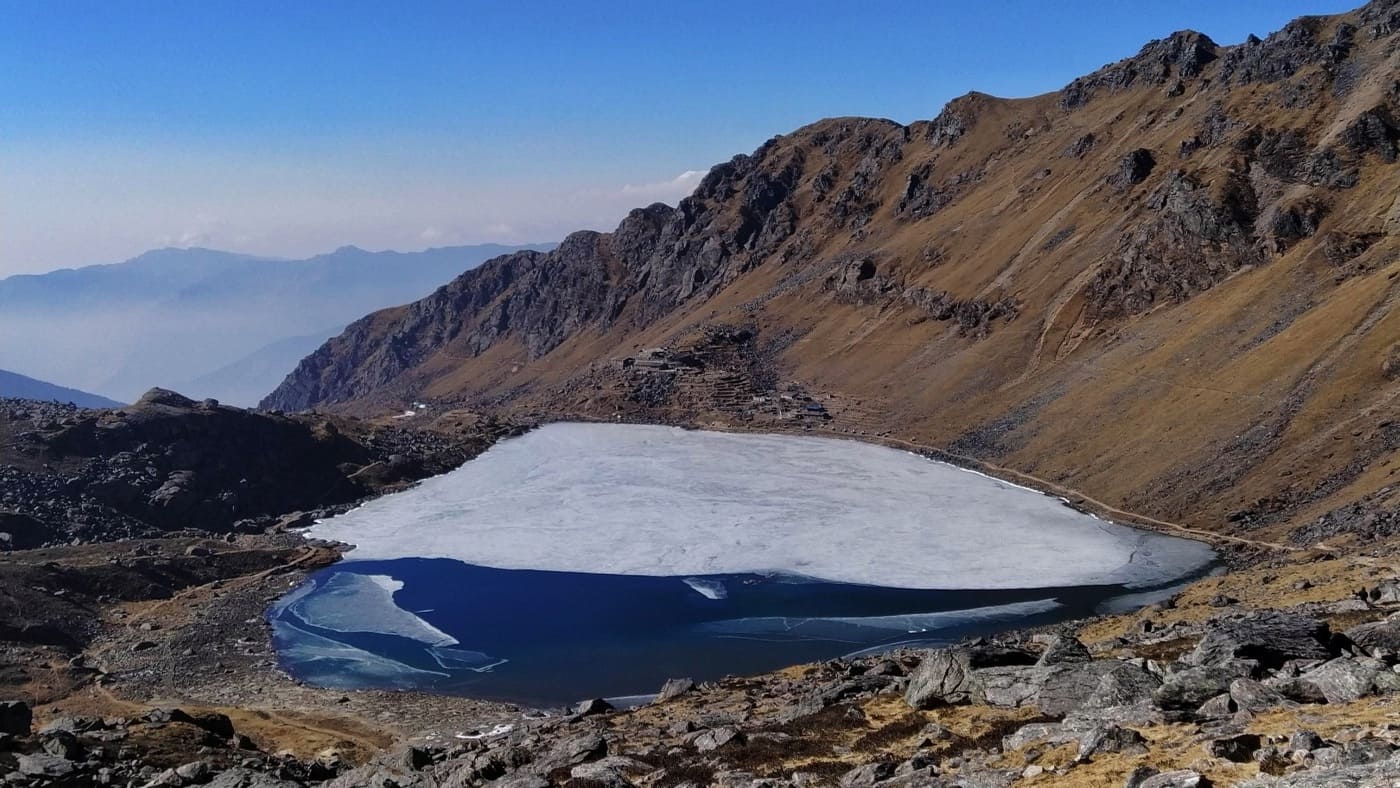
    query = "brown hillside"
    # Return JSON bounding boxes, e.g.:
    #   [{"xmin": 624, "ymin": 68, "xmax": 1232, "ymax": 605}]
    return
[{"xmin": 265, "ymin": 1, "xmax": 1400, "ymax": 545}]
